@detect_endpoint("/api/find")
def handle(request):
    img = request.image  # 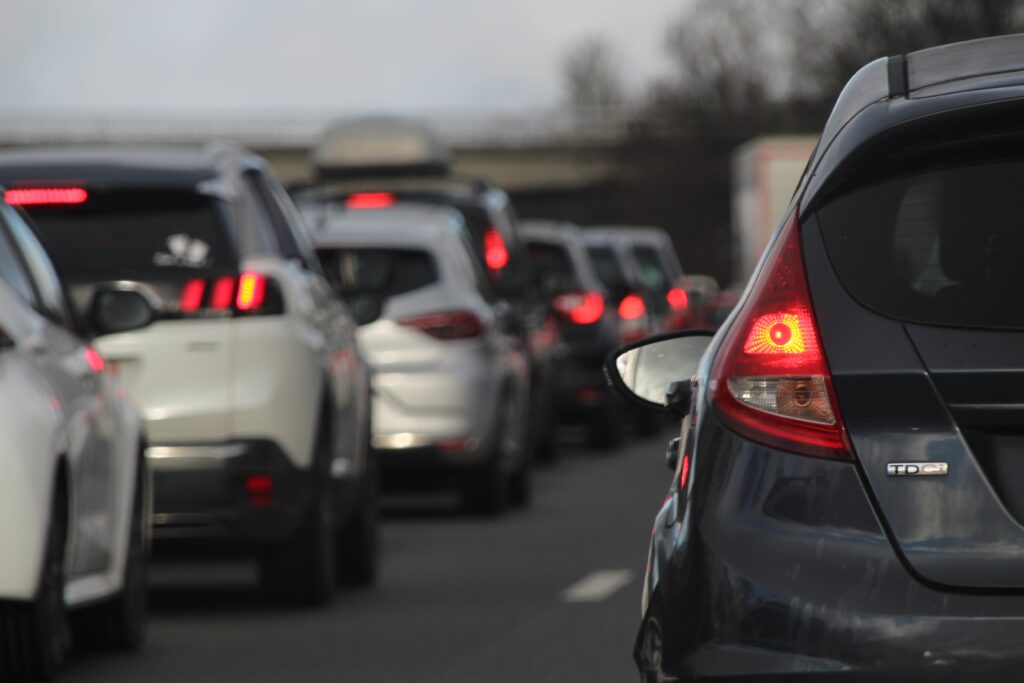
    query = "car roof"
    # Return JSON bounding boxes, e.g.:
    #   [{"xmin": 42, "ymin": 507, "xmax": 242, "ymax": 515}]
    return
[
  {"xmin": 0, "ymin": 144, "xmax": 264, "ymax": 190},
  {"xmin": 310, "ymin": 204, "xmax": 466, "ymax": 250},
  {"xmin": 520, "ymin": 220, "xmax": 584, "ymax": 243},
  {"xmin": 584, "ymin": 226, "xmax": 671, "ymax": 244}
]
